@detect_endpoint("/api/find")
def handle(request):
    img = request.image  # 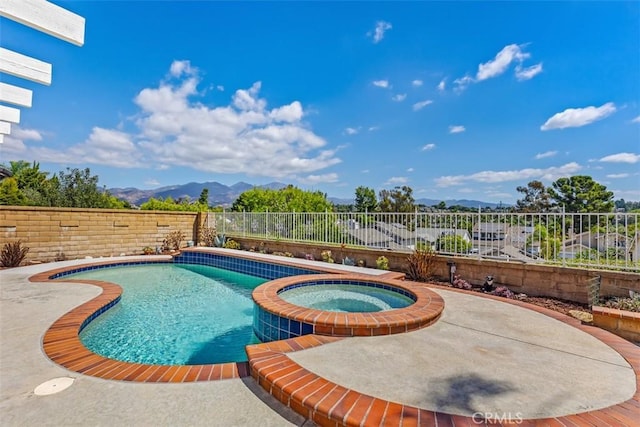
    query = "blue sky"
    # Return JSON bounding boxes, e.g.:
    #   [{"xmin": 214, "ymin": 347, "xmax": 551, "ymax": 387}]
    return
[{"xmin": 2, "ymin": 1, "xmax": 639, "ymax": 204}]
